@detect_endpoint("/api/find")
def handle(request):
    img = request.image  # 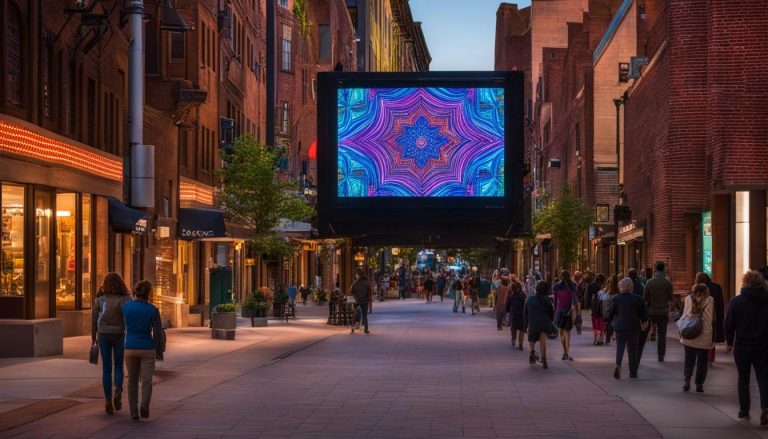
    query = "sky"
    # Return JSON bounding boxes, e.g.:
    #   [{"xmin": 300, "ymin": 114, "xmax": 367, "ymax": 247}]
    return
[{"xmin": 410, "ymin": 0, "xmax": 531, "ymax": 71}]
